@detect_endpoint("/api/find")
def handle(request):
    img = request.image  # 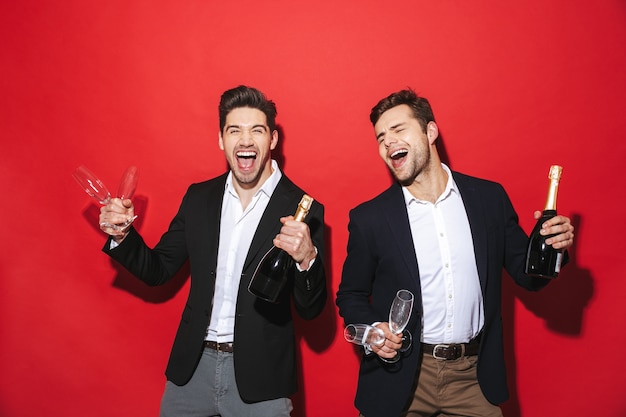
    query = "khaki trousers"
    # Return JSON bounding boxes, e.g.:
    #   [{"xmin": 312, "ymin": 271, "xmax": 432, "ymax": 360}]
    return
[{"xmin": 401, "ymin": 353, "xmax": 503, "ymax": 417}]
